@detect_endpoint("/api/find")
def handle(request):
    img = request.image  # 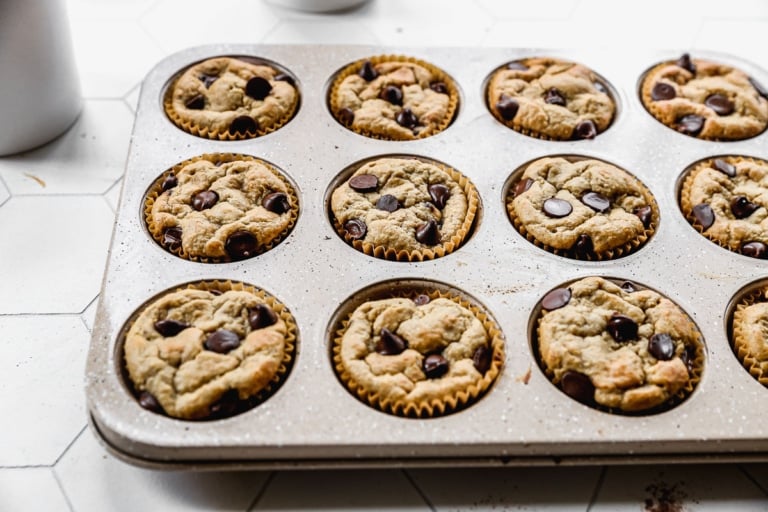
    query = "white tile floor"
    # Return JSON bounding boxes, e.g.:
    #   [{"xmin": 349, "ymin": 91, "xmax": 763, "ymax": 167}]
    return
[{"xmin": 1, "ymin": 0, "xmax": 768, "ymax": 510}]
